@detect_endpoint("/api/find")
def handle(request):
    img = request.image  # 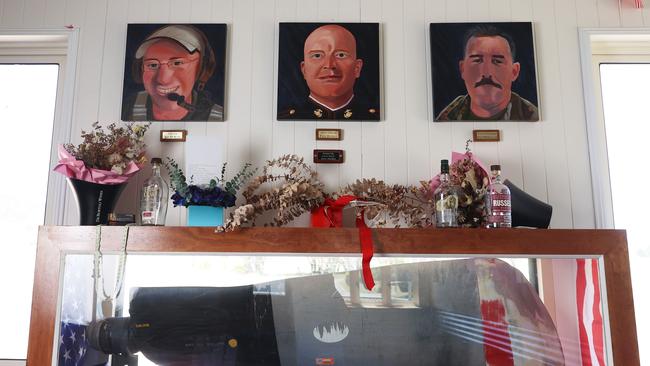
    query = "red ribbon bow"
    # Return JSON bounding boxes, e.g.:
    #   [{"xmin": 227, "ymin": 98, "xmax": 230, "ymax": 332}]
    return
[{"xmin": 312, "ymin": 195, "xmax": 375, "ymax": 291}]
